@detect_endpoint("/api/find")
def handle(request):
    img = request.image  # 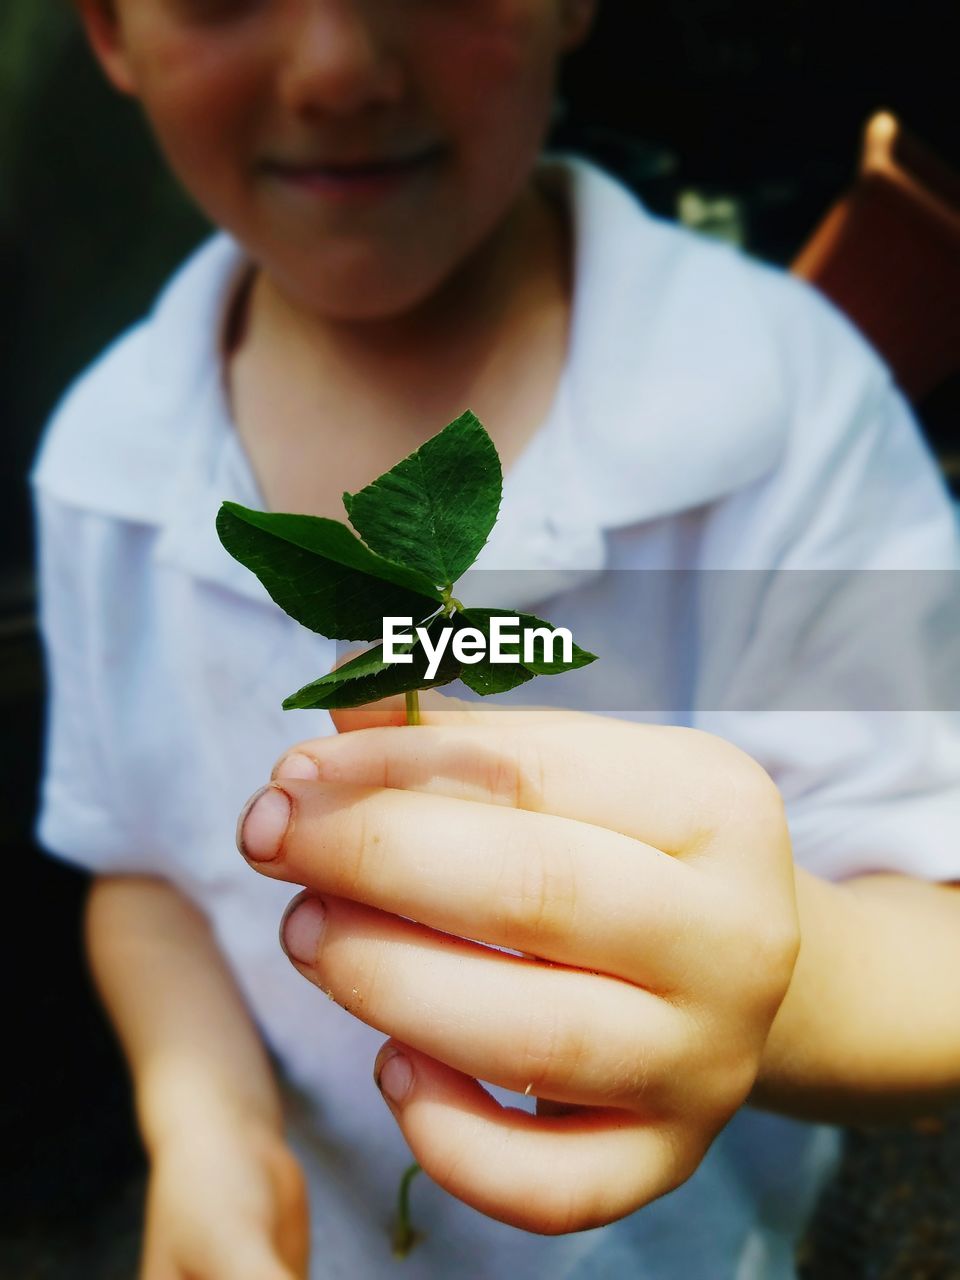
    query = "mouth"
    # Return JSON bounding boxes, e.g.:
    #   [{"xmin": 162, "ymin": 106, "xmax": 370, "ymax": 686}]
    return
[{"xmin": 261, "ymin": 145, "xmax": 446, "ymax": 200}]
